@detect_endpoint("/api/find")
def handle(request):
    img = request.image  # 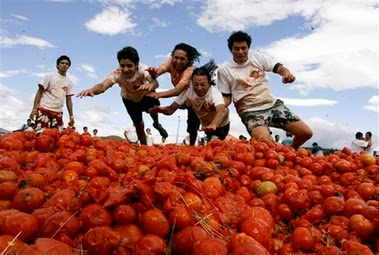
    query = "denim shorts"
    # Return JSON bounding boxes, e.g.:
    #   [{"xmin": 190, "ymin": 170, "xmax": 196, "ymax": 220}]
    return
[{"xmin": 240, "ymin": 99, "xmax": 300, "ymax": 134}]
